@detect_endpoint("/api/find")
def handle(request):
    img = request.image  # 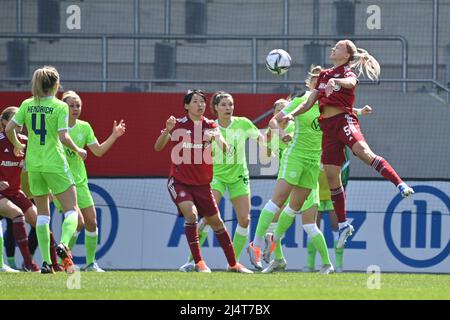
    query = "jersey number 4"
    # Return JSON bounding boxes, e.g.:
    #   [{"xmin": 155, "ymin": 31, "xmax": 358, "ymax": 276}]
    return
[{"xmin": 31, "ymin": 114, "xmax": 47, "ymax": 145}]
